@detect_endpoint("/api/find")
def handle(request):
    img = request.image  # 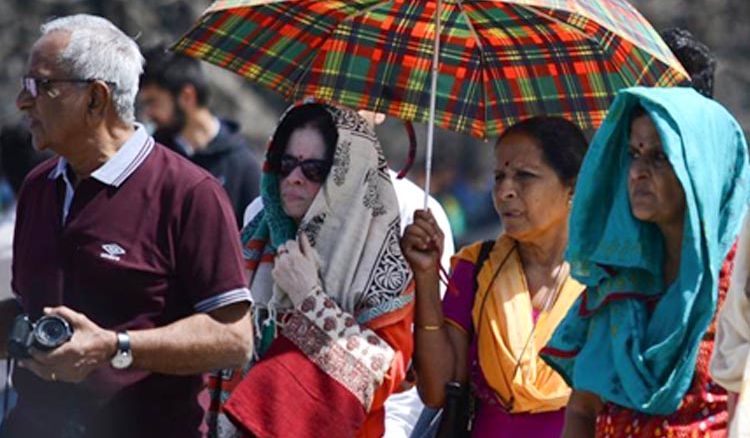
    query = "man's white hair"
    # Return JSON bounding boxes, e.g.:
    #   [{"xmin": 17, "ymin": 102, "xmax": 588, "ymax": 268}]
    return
[{"xmin": 41, "ymin": 14, "xmax": 144, "ymax": 123}]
